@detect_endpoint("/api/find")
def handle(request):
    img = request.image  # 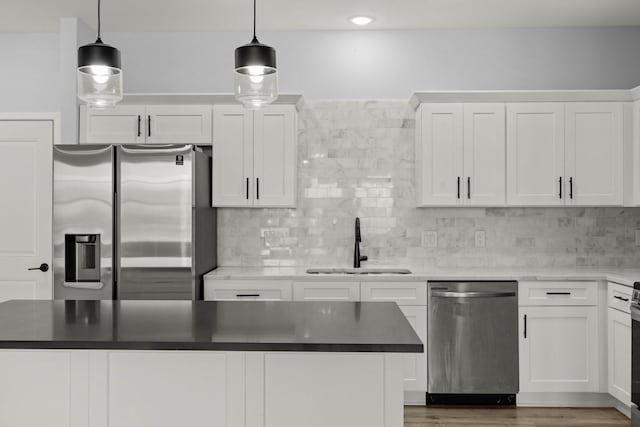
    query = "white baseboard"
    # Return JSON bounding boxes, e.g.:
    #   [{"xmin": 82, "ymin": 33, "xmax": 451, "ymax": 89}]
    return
[
  {"xmin": 517, "ymin": 392, "xmax": 615, "ymax": 407},
  {"xmin": 404, "ymin": 391, "xmax": 426, "ymax": 405}
]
